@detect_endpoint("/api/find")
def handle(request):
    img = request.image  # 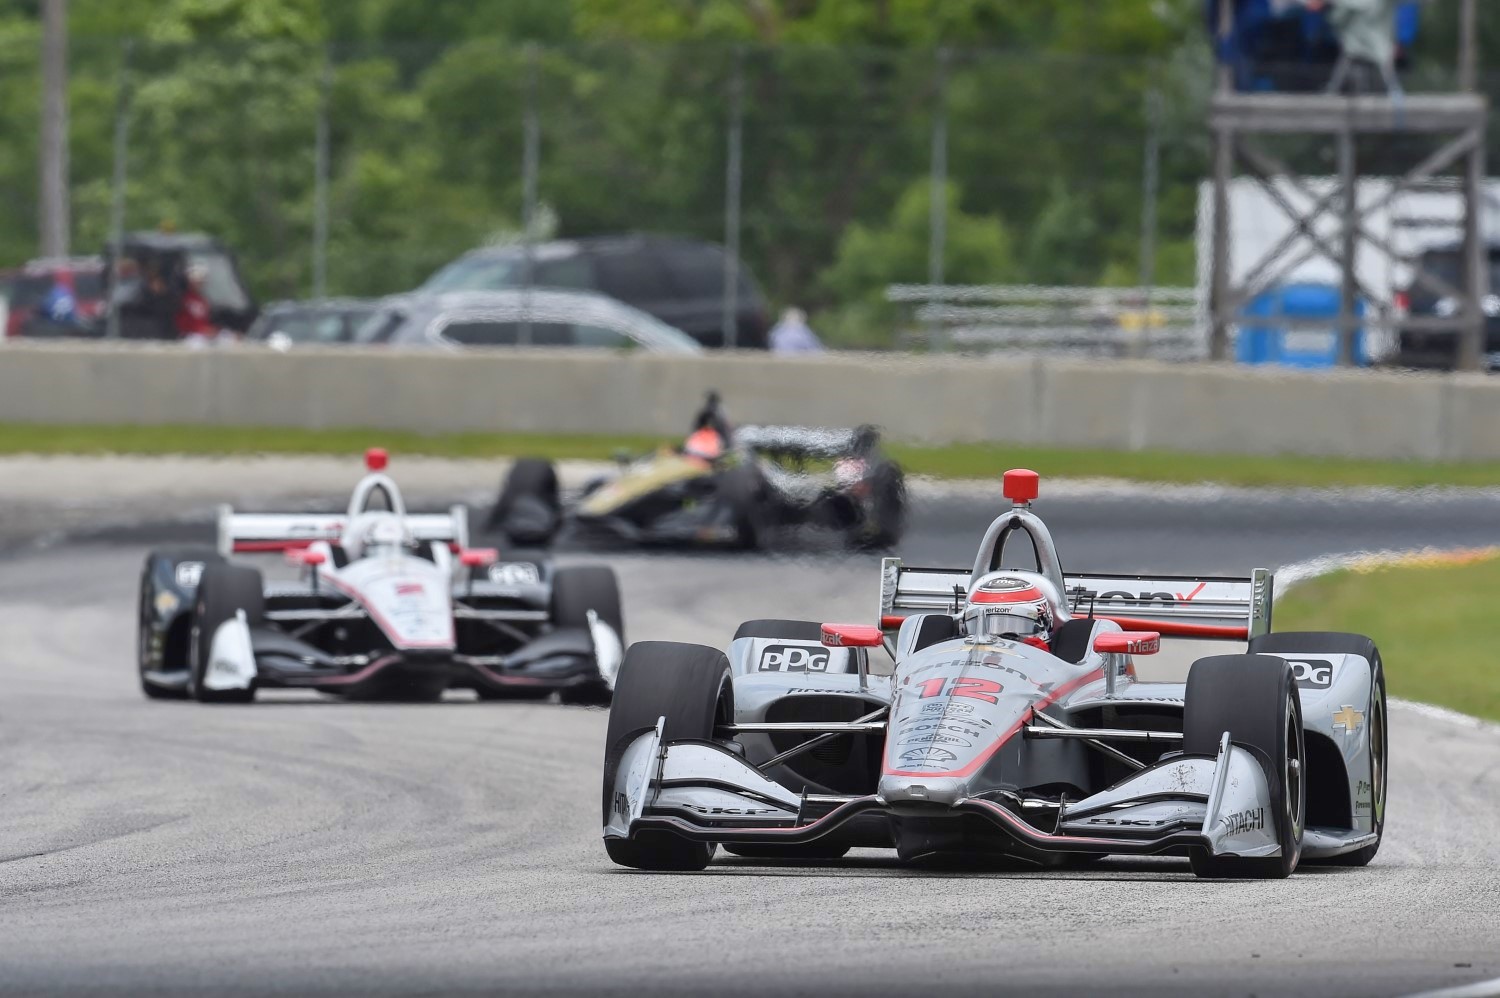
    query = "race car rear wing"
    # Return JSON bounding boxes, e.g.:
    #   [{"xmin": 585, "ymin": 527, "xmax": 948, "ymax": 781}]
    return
[
  {"xmin": 734, "ymin": 425, "xmax": 868, "ymax": 459},
  {"xmin": 878, "ymin": 558, "xmax": 1273, "ymax": 641},
  {"xmin": 216, "ymin": 504, "xmax": 471, "ymax": 556}
]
